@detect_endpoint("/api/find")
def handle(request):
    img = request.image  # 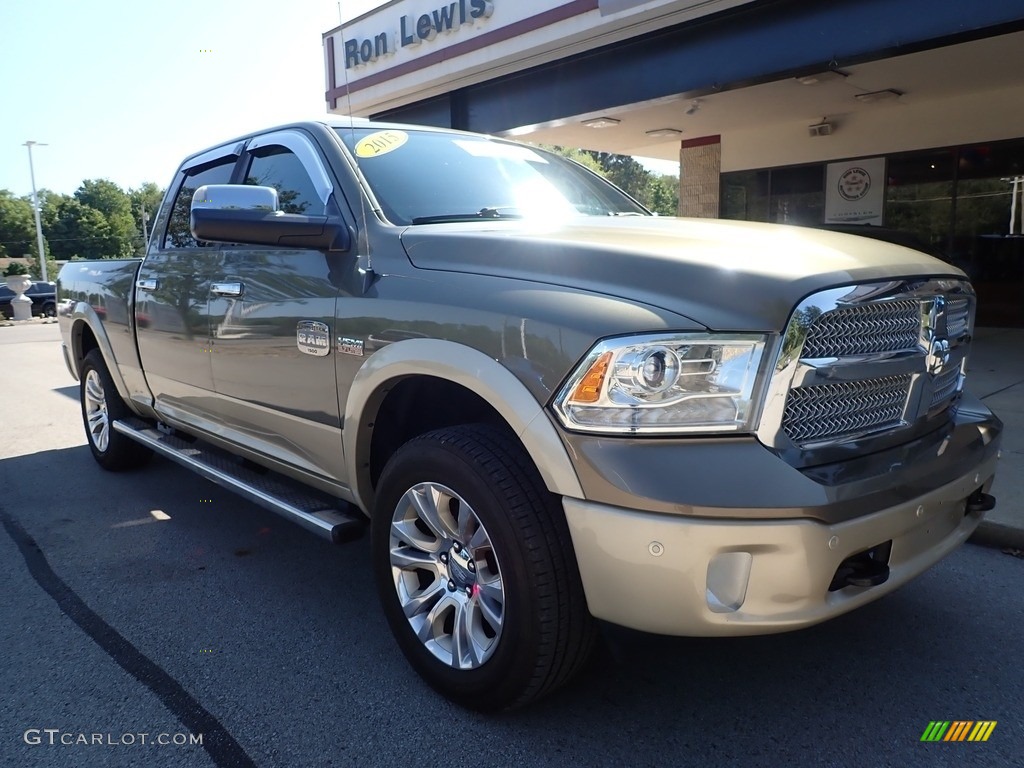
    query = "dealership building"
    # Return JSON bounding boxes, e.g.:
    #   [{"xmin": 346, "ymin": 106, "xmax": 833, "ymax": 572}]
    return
[{"xmin": 325, "ymin": 0, "xmax": 1024, "ymax": 327}]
